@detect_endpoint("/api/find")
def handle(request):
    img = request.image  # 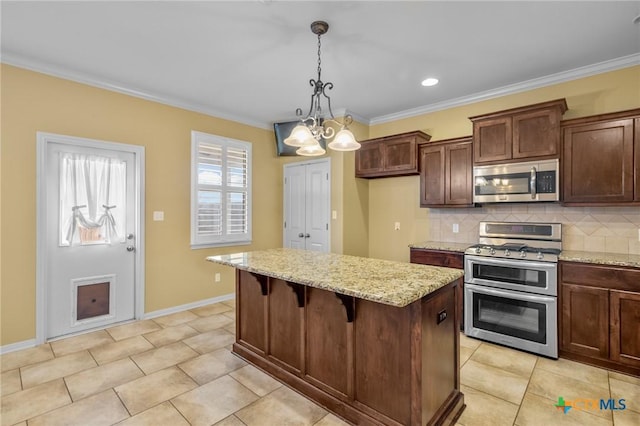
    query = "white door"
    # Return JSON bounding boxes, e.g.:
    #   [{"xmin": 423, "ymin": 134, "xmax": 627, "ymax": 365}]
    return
[
  {"xmin": 283, "ymin": 159, "xmax": 330, "ymax": 252},
  {"xmin": 37, "ymin": 133, "xmax": 144, "ymax": 341}
]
